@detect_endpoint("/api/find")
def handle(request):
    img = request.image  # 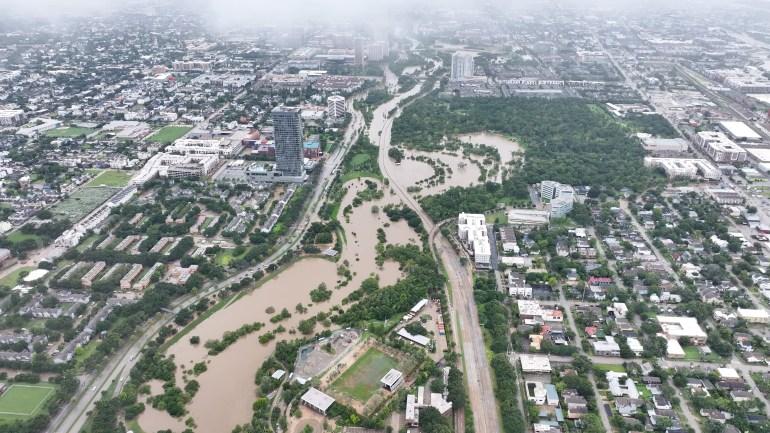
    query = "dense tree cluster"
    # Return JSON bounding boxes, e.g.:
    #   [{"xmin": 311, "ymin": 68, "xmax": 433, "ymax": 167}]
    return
[{"xmin": 393, "ymin": 96, "xmax": 662, "ymax": 220}]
